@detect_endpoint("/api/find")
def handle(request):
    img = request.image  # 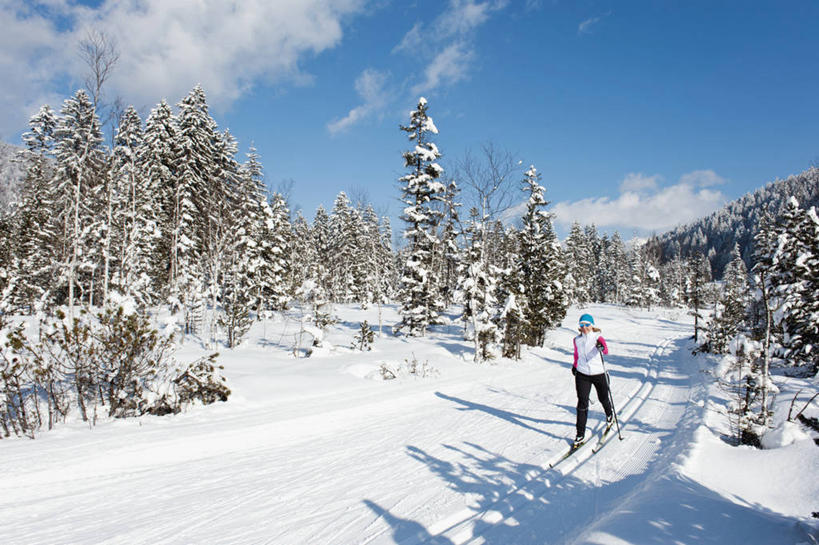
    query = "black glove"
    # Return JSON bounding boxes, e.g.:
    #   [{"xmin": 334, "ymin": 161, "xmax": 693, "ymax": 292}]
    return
[{"xmin": 571, "ymin": 367, "xmax": 577, "ymax": 376}]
